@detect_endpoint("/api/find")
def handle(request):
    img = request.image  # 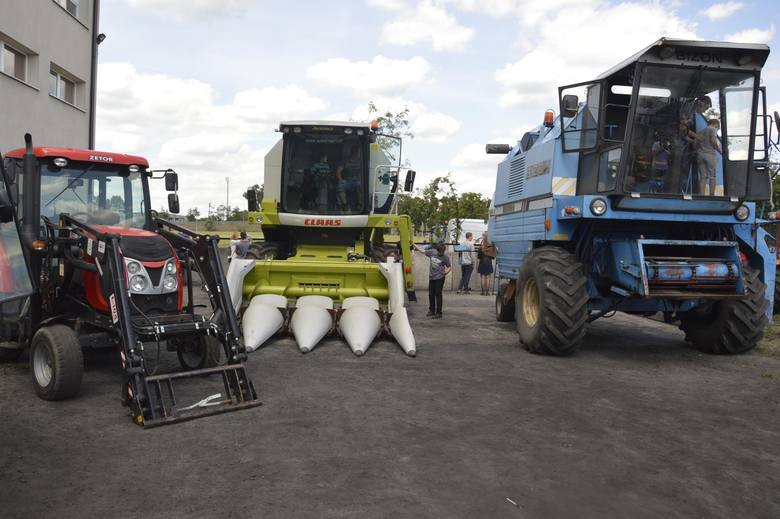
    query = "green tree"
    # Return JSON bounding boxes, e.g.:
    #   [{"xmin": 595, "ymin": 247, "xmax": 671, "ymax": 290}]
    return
[
  {"xmin": 368, "ymin": 101, "xmax": 413, "ymax": 161},
  {"xmin": 458, "ymin": 192, "xmax": 491, "ymax": 220},
  {"xmin": 186, "ymin": 207, "xmax": 201, "ymax": 222}
]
